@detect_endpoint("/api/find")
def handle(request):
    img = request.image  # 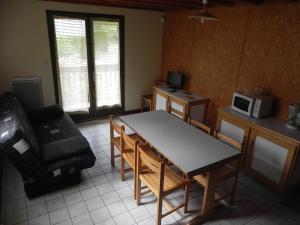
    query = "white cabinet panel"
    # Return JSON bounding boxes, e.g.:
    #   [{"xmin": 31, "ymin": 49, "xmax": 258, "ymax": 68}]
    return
[
  {"xmin": 170, "ymin": 101, "xmax": 184, "ymax": 113},
  {"xmin": 170, "ymin": 101, "xmax": 184, "ymax": 118},
  {"xmin": 251, "ymin": 136, "xmax": 288, "ymax": 183},
  {"xmin": 220, "ymin": 120, "xmax": 244, "ymax": 144},
  {"xmin": 190, "ymin": 104, "xmax": 205, "ymax": 123},
  {"xmin": 155, "ymin": 94, "xmax": 167, "ymax": 111}
]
